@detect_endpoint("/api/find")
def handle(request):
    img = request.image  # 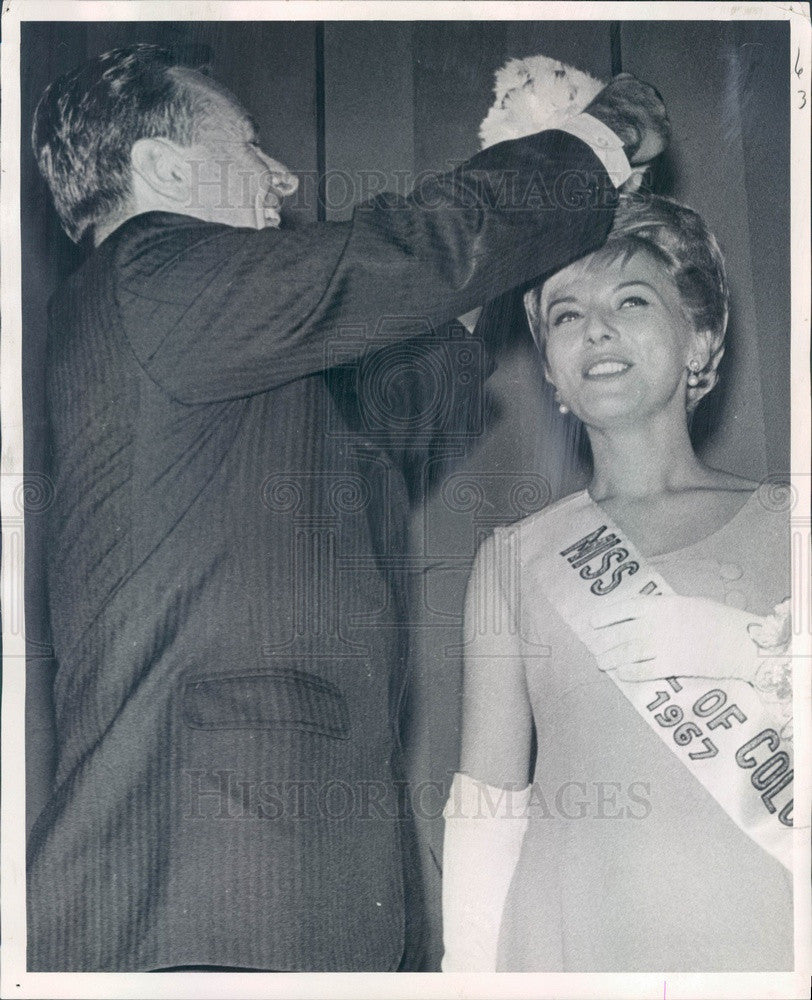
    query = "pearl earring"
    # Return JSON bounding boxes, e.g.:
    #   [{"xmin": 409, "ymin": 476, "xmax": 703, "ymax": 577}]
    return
[
  {"xmin": 687, "ymin": 359, "xmax": 701, "ymax": 387},
  {"xmin": 554, "ymin": 388, "xmax": 569, "ymax": 414}
]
